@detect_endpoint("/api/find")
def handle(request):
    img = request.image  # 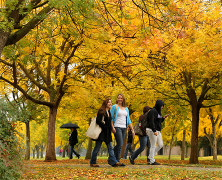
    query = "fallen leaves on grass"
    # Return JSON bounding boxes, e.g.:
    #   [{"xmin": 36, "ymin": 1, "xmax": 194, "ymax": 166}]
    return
[{"xmin": 22, "ymin": 159, "xmax": 222, "ymax": 180}]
